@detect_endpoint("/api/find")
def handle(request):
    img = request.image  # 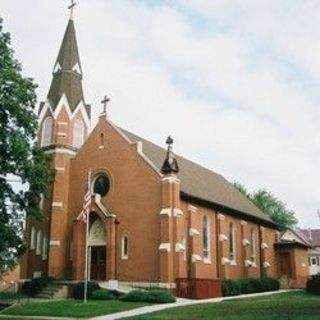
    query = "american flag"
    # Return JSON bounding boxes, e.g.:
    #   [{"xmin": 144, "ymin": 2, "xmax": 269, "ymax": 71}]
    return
[{"xmin": 81, "ymin": 169, "xmax": 91, "ymax": 223}]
